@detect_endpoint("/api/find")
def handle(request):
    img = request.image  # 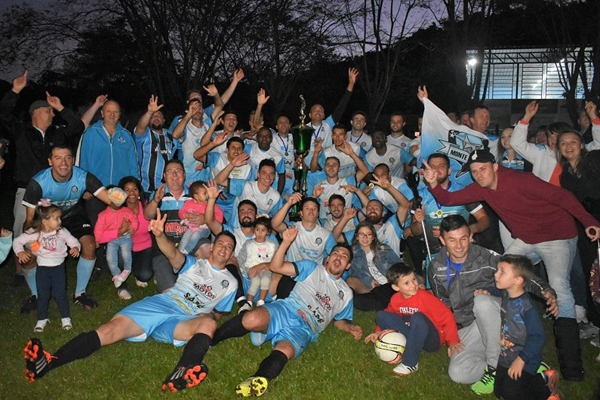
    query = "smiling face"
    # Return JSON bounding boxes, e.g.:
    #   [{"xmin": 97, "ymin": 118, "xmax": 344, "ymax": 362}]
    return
[
  {"xmin": 309, "ymin": 104, "xmax": 325, "ymax": 124},
  {"xmin": 325, "ymin": 246, "xmax": 352, "ymax": 277},
  {"xmin": 470, "ymin": 108, "xmax": 490, "ymax": 133},
  {"xmin": 351, "ymin": 113, "xmax": 366, "ymax": 132},
  {"xmin": 559, "ymin": 132, "xmax": 584, "ymax": 164},
  {"xmin": 392, "ymin": 272, "xmax": 419, "ymax": 299},
  {"xmin": 427, "ymin": 156, "xmax": 451, "ymax": 184},
  {"xmin": 390, "ymin": 115, "xmax": 405, "ymax": 134},
  {"xmin": 257, "ymin": 165, "xmax": 275, "ymax": 188},
  {"xmin": 439, "ymin": 225, "xmax": 471, "ymax": 263},
  {"xmin": 223, "ymin": 113, "xmax": 238, "ymax": 133},
  {"xmin": 238, "ymin": 203, "xmax": 257, "ymax": 227},
  {"xmin": 365, "ymin": 200, "xmax": 384, "ymax": 224},
  {"xmin": 356, "ymin": 226, "xmax": 375, "ymax": 249},
  {"xmin": 163, "ymin": 161, "xmax": 185, "ymax": 190},
  {"xmin": 123, "ymin": 182, "xmax": 140, "ymax": 205},
  {"xmin": 101, "ymin": 100, "xmax": 121, "ymax": 127},
  {"xmin": 329, "ymin": 198, "xmax": 345, "ymax": 219},
  {"xmin": 500, "ymin": 127, "xmax": 513, "ymax": 150},
  {"xmin": 276, "ymin": 116, "xmax": 290, "ymax": 135},
  {"xmin": 324, "ymin": 157, "xmax": 340, "ymax": 179},
  {"xmin": 332, "ymin": 127, "xmax": 346, "ymax": 147},
  {"xmin": 150, "ymin": 111, "xmax": 165, "ymax": 131},
  {"xmin": 300, "ymin": 199, "xmax": 319, "ymax": 224},
  {"xmin": 207, "ymin": 234, "xmax": 235, "ymax": 265},
  {"xmin": 48, "ymin": 147, "xmax": 74, "ymax": 182},
  {"xmin": 257, "ymin": 128, "xmax": 272, "ymax": 151}
]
